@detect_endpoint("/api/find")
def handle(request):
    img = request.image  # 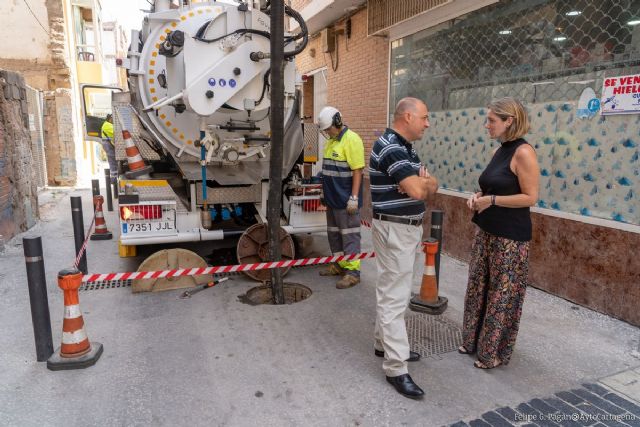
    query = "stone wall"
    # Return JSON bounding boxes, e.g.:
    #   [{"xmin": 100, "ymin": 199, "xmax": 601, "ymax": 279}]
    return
[{"xmin": 0, "ymin": 70, "xmax": 39, "ymax": 244}]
